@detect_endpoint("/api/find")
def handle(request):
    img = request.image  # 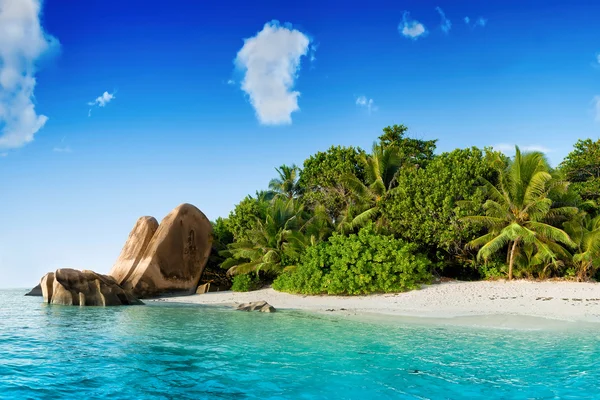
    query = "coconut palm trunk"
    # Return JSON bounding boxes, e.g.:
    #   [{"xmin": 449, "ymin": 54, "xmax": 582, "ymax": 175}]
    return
[{"xmin": 508, "ymin": 239, "xmax": 519, "ymax": 280}]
